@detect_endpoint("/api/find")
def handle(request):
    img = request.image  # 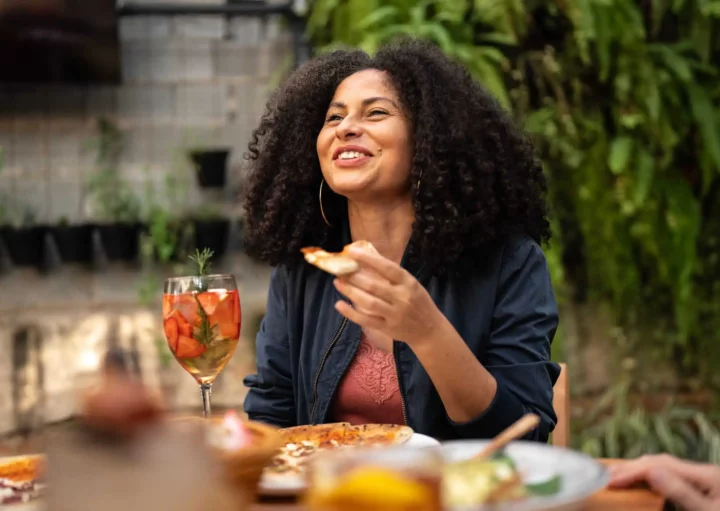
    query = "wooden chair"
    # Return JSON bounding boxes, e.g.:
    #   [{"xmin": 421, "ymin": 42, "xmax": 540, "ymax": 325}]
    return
[{"xmin": 552, "ymin": 362, "xmax": 570, "ymax": 447}]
